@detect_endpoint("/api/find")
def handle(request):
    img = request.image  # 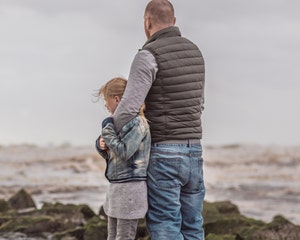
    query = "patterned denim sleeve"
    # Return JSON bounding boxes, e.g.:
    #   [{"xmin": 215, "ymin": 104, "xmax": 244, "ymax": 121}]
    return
[{"xmin": 101, "ymin": 117, "xmax": 146, "ymax": 161}]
